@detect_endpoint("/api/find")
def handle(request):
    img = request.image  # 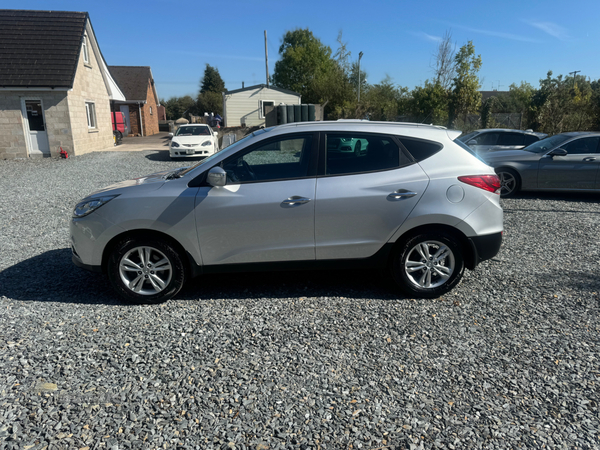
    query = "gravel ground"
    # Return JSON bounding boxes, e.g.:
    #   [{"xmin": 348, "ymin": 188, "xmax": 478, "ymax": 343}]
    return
[{"xmin": 0, "ymin": 151, "xmax": 599, "ymax": 450}]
